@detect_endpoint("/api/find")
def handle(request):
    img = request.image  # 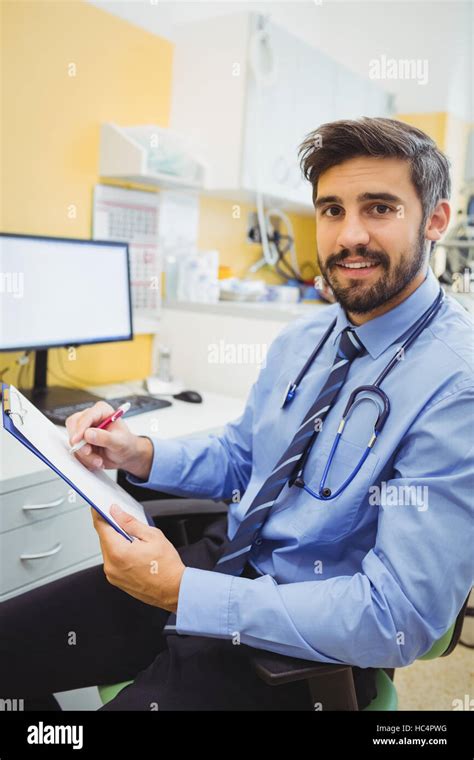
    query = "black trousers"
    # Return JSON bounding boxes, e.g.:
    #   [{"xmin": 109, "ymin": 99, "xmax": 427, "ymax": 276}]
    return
[{"xmin": 0, "ymin": 515, "xmax": 377, "ymax": 711}]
